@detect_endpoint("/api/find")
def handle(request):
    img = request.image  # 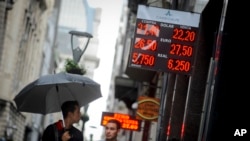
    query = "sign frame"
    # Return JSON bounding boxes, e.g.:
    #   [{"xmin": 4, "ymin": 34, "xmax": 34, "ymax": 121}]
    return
[{"xmin": 128, "ymin": 5, "xmax": 201, "ymax": 75}]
